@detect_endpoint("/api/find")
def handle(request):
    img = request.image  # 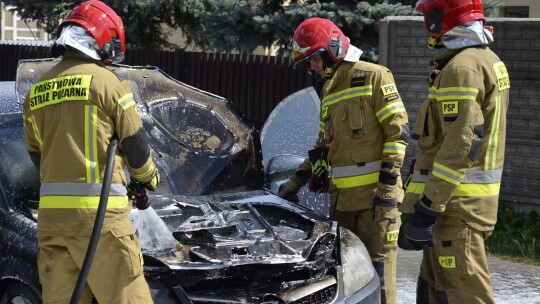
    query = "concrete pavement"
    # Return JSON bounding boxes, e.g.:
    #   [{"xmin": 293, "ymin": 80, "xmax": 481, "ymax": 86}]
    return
[{"xmin": 396, "ymin": 248, "xmax": 540, "ymax": 303}]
